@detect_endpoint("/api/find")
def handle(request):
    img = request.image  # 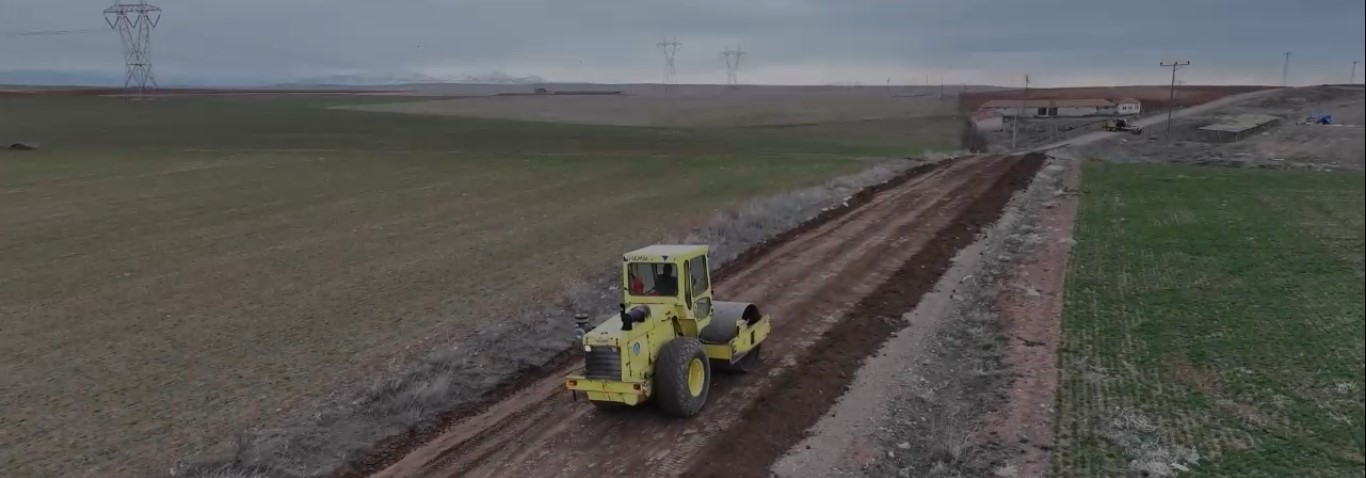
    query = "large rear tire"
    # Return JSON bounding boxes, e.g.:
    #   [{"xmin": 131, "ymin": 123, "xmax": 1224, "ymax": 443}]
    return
[{"xmin": 654, "ymin": 338, "xmax": 711, "ymax": 417}]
